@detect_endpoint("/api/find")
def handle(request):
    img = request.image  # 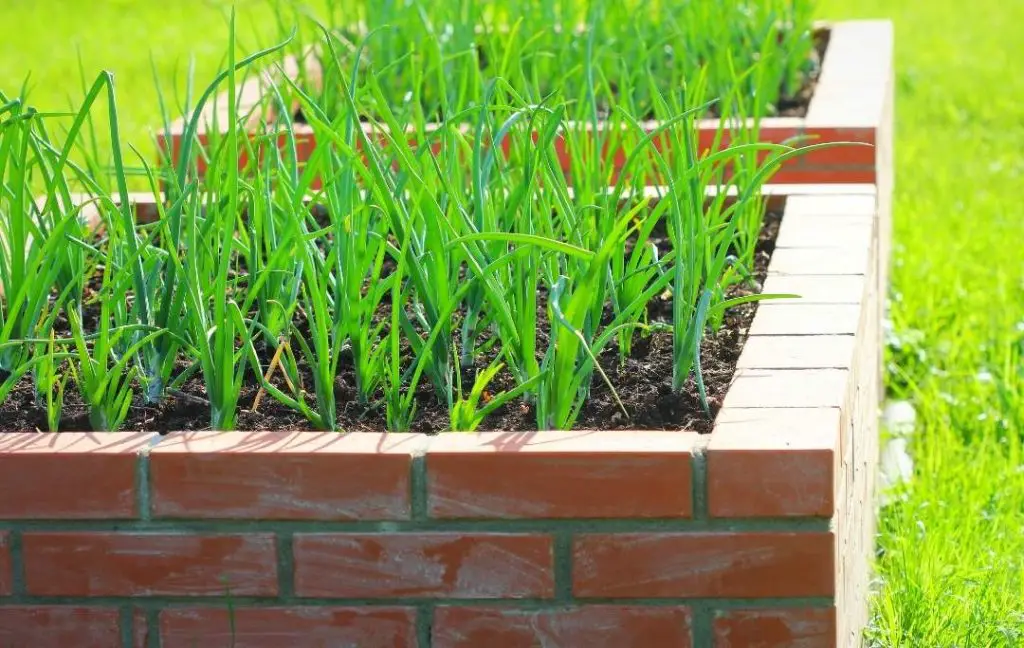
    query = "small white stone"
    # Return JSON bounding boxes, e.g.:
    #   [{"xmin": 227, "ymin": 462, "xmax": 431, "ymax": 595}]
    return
[
  {"xmin": 878, "ymin": 400, "xmax": 917, "ymax": 507},
  {"xmin": 878, "ymin": 437, "xmax": 914, "ymax": 507},
  {"xmin": 882, "ymin": 400, "xmax": 916, "ymax": 438}
]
